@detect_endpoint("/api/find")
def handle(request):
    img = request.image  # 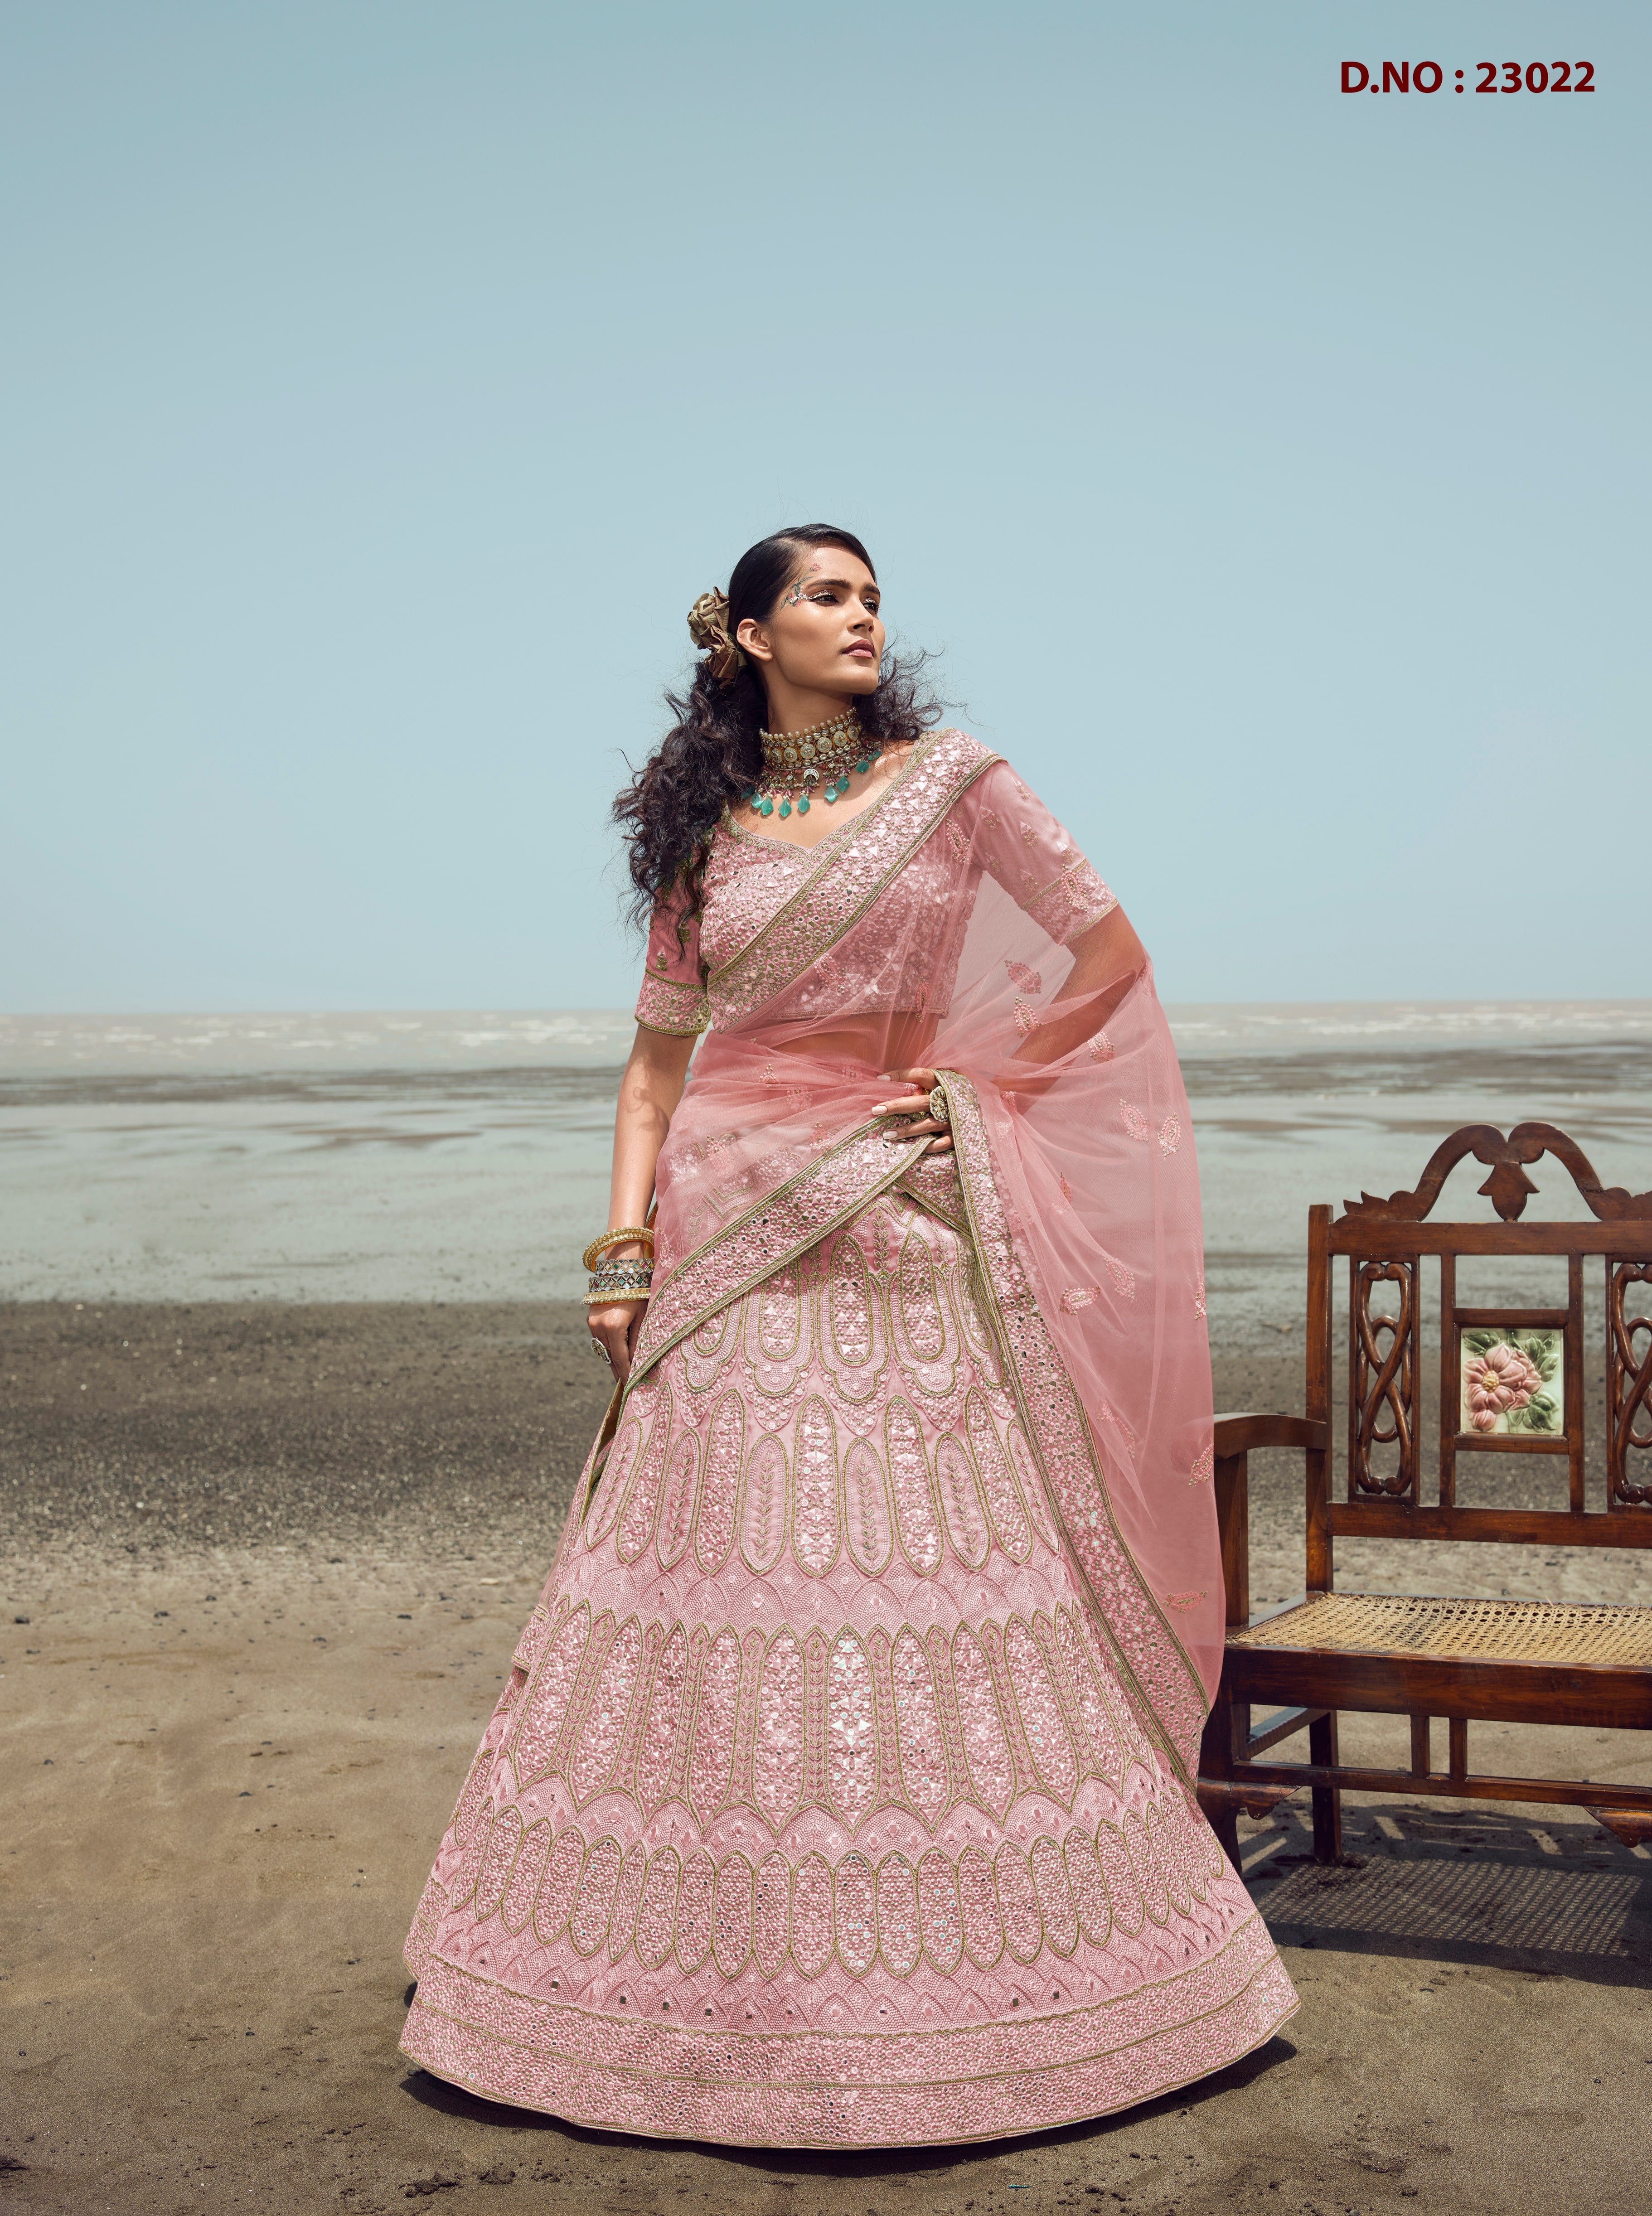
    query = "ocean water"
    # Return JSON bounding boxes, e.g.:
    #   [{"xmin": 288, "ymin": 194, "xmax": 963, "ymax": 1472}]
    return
[{"xmin": 3, "ymin": 1003, "xmax": 1650, "ymax": 1347}]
